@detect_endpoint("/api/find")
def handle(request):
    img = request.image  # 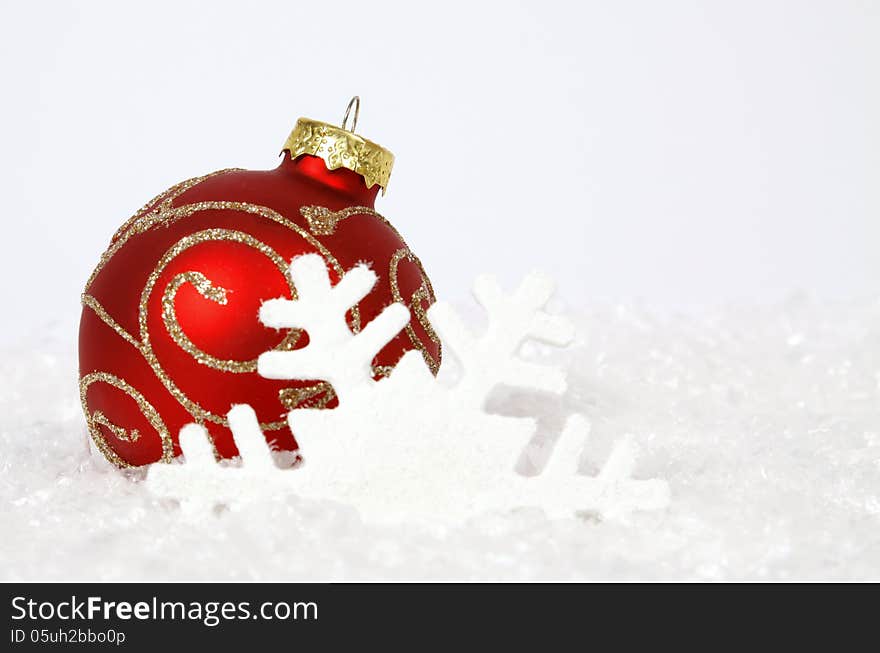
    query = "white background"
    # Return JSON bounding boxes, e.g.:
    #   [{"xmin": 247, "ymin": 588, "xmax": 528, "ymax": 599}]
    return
[{"xmin": 1, "ymin": 0, "xmax": 878, "ymax": 345}]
